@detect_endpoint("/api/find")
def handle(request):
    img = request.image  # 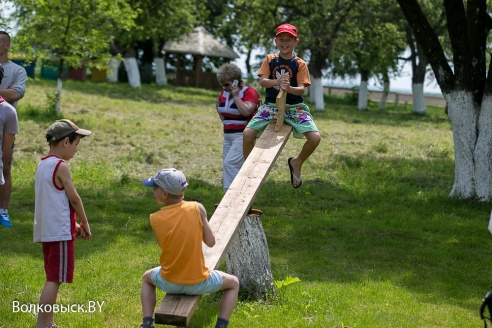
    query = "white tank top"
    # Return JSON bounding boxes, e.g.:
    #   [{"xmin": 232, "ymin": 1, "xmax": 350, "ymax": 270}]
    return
[{"xmin": 33, "ymin": 155, "xmax": 75, "ymax": 242}]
